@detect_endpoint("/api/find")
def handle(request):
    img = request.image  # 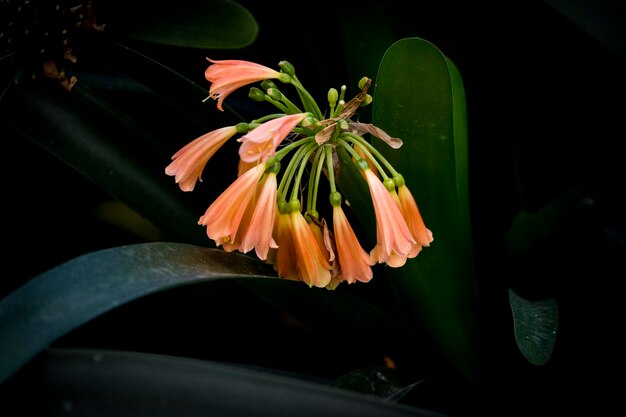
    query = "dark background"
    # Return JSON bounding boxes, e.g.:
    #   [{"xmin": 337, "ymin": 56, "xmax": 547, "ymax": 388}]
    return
[{"xmin": 2, "ymin": 1, "xmax": 625, "ymax": 415}]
